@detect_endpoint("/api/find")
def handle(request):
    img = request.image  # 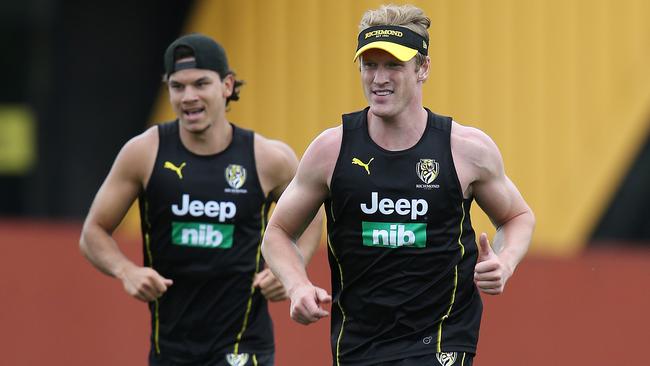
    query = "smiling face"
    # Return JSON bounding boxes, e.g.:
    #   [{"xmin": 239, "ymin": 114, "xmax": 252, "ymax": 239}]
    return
[
  {"xmin": 167, "ymin": 58, "xmax": 233, "ymax": 134},
  {"xmin": 360, "ymin": 48, "xmax": 427, "ymax": 121}
]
